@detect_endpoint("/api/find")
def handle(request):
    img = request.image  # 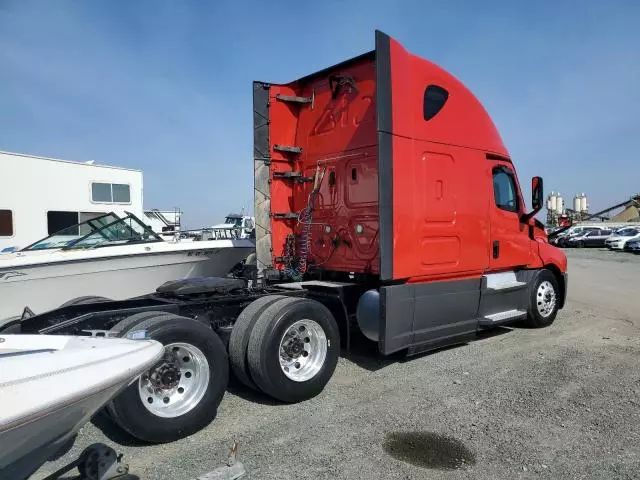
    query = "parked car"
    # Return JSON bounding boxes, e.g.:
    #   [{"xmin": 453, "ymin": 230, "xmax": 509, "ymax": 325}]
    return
[
  {"xmin": 556, "ymin": 226, "xmax": 601, "ymax": 247},
  {"xmin": 605, "ymin": 227, "xmax": 640, "ymax": 250},
  {"xmin": 623, "ymin": 238, "xmax": 640, "ymax": 253},
  {"xmin": 564, "ymin": 230, "xmax": 589, "ymax": 247},
  {"xmin": 567, "ymin": 229, "xmax": 613, "ymax": 248}
]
